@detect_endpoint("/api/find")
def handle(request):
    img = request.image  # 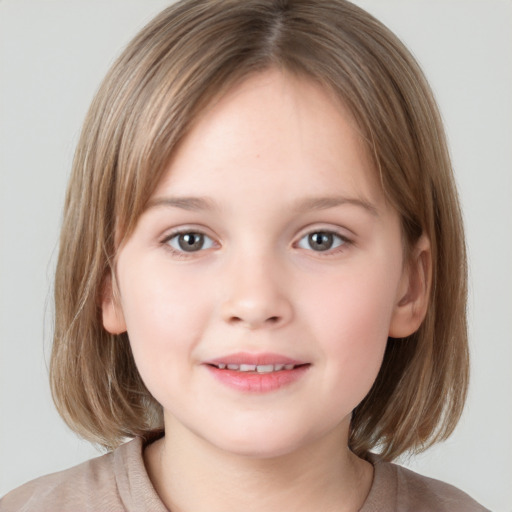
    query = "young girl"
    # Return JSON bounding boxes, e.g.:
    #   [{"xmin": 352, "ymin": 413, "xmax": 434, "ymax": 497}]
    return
[{"xmin": 0, "ymin": 0, "xmax": 491, "ymax": 510}]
